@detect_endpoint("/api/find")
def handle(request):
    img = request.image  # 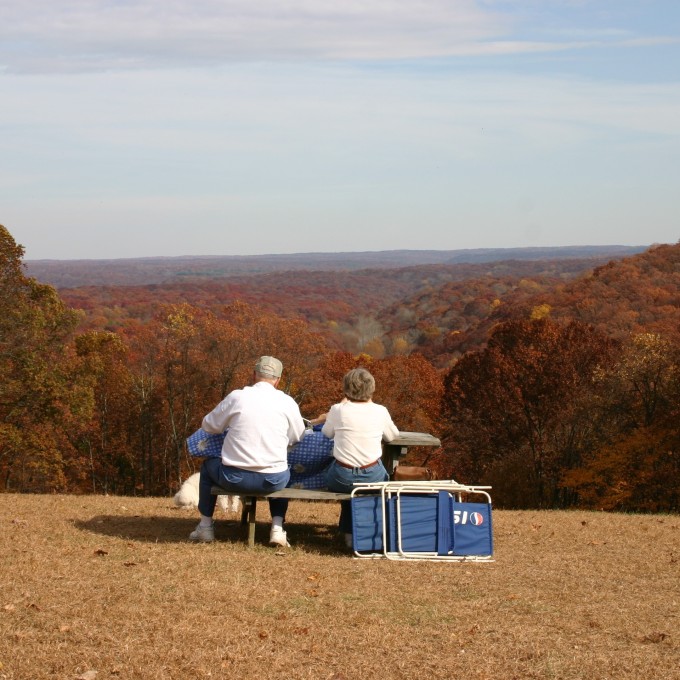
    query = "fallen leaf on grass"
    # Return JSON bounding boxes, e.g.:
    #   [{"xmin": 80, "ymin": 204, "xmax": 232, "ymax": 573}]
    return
[
  {"xmin": 94, "ymin": 549, "xmax": 108, "ymax": 556},
  {"xmin": 307, "ymin": 573, "xmax": 320, "ymax": 581},
  {"xmin": 28, "ymin": 603, "xmax": 41, "ymax": 611},
  {"xmin": 123, "ymin": 562, "xmax": 137, "ymax": 567},
  {"xmin": 77, "ymin": 671, "xmax": 97, "ymax": 680},
  {"xmin": 531, "ymin": 524, "xmax": 541, "ymax": 531},
  {"xmin": 258, "ymin": 631, "xmax": 269, "ymax": 639},
  {"xmin": 640, "ymin": 632, "xmax": 669, "ymax": 644},
  {"xmin": 307, "ymin": 589, "xmax": 320, "ymax": 598}
]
